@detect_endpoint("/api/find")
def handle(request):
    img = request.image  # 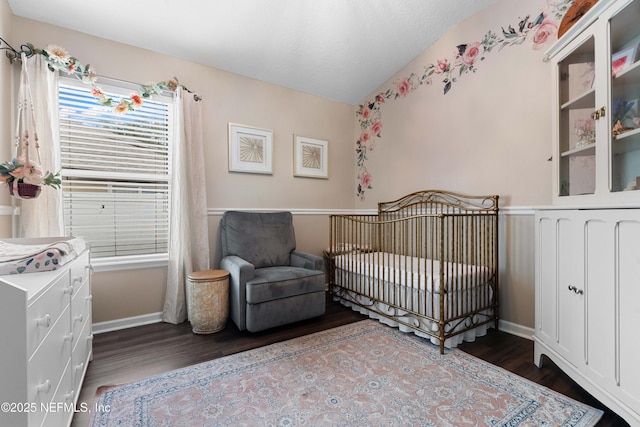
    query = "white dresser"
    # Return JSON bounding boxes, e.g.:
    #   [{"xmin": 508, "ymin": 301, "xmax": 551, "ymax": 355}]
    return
[{"xmin": 0, "ymin": 250, "xmax": 92, "ymax": 427}]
